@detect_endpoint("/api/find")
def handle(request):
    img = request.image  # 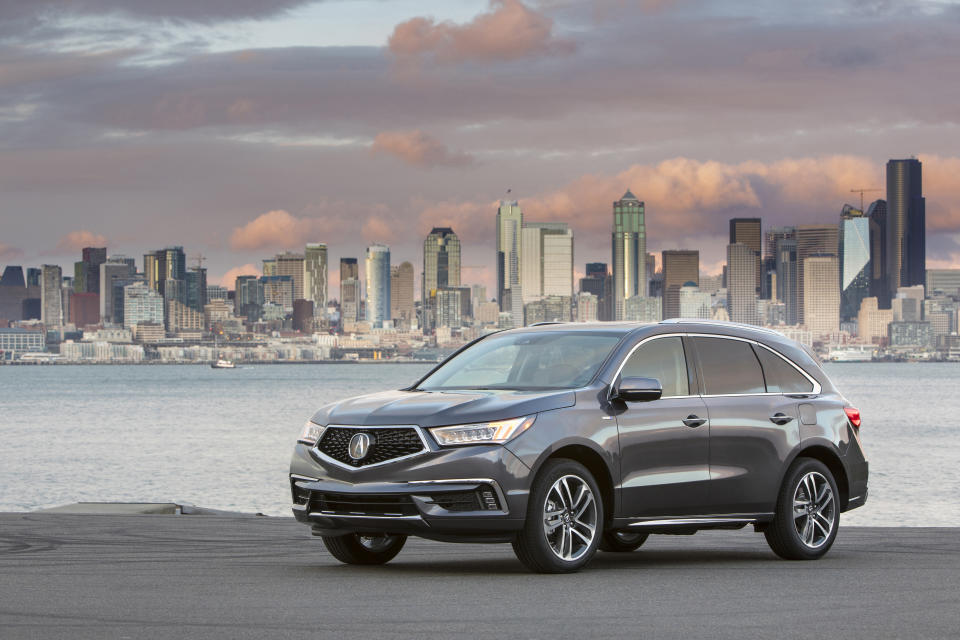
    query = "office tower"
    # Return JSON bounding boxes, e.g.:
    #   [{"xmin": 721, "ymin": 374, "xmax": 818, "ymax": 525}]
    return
[
  {"xmin": 521, "ymin": 222, "xmax": 573, "ymax": 302},
  {"xmin": 206, "ymin": 285, "xmax": 228, "ymax": 301},
  {"xmin": 73, "ymin": 261, "xmax": 86, "ymax": 294},
  {"xmin": 623, "ymin": 295, "xmax": 660, "ymax": 322},
  {"xmin": 892, "ymin": 285, "xmax": 924, "ymax": 322},
  {"xmin": 645, "ymin": 253, "xmax": 657, "ymax": 296},
  {"xmin": 471, "ymin": 285, "xmax": 487, "ymax": 310},
  {"xmin": 423, "ymin": 228, "xmax": 461, "ymax": 294},
  {"xmin": 391, "ymin": 261, "xmax": 415, "ymax": 327},
  {"xmin": 730, "ymin": 218, "xmax": 762, "ymax": 294},
  {"xmin": 662, "ymin": 250, "xmax": 699, "ymax": 320},
  {"xmin": 927, "ymin": 269, "xmax": 960, "ymax": 297},
  {"xmin": 81, "ymin": 247, "xmax": 107, "ymax": 294},
  {"xmin": 235, "ymin": 275, "xmax": 264, "ymax": 318},
  {"xmin": 275, "ymin": 252, "xmax": 305, "ymax": 301},
  {"xmin": 261, "ymin": 275, "xmax": 294, "ymax": 310},
  {"xmin": 612, "ymin": 190, "xmax": 645, "ymax": 320},
  {"xmin": 839, "ymin": 205, "xmax": 871, "ymax": 321},
  {"xmin": 496, "ymin": 200, "xmax": 523, "ymax": 321},
  {"xmin": 40, "ymin": 265, "xmax": 63, "ymax": 327},
  {"xmin": 435, "ymin": 288, "xmax": 462, "ymax": 328},
  {"xmin": 262, "ymin": 258, "xmax": 276, "ymax": 277},
  {"xmin": 776, "ymin": 238, "xmax": 799, "ymax": 325},
  {"xmin": 25, "ymin": 268, "xmax": 40, "ymax": 287},
  {"xmin": 304, "ymin": 243, "xmax": 328, "ymax": 311},
  {"xmin": 795, "ymin": 225, "xmax": 839, "ymax": 324},
  {"xmin": 100, "ymin": 260, "xmax": 135, "ymax": 324},
  {"xmin": 340, "ymin": 258, "xmax": 359, "ymax": 283},
  {"xmin": 365, "ymin": 244, "xmax": 391, "ymax": 327},
  {"xmin": 185, "ymin": 268, "xmax": 207, "ymax": 313},
  {"xmin": 122, "ymin": 282, "xmax": 164, "ymax": 330},
  {"xmin": 143, "ymin": 252, "xmax": 160, "ymax": 292},
  {"xmin": 1, "ymin": 266, "xmax": 25, "ymax": 287},
  {"xmin": 764, "ymin": 227, "xmax": 794, "ymax": 300},
  {"xmin": 68, "ymin": 292, "xmax": 97, "ymax": 326},
  {"xmin": 580, "ymin": 263, "xmax": 611, "ymax": 321},
  {"xmin": 727, "ymin": 243, "xmax": 759, "ymax": 325},
  {"xmin": 886, "ymin": 158, "xmax": 926, "ymax": 296},
  {"xmin": 867, "ymin": 199, "xmax": 889, "ymax": 307},
  {"xmin": 576, "ymin": 293, "xmax": 598, "ymax": 322},
  {"xmin": 803, "ymin": 254, "xmax": 840, "ymax": 336},
  {"xmin": 679, "ymin": 285, "xmax": 712, "ymax": 319},
  {"xmin": 340, "ymin": 278, "xmax": 362, "ymax": 325},
  {"xmin": 292, "ymin": 299, "xmax": 314, "ymax": 332},
  {"xmin": 158, "ymin": 247, "xmax": 186, "ymax": 298},
  {"xmin": 857, "ymin": 297, "xmax": 892, "ymax": 344}
]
